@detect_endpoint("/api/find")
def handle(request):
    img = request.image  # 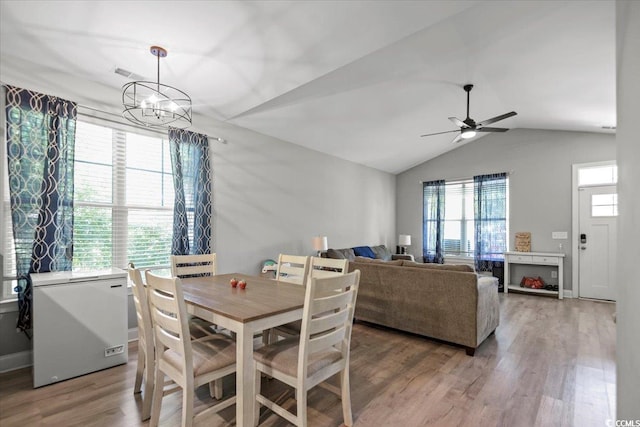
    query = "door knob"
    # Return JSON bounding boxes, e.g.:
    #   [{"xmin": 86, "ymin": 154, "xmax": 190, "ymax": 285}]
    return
[{"xmin": 580, "ymin": 246, "xmax": 587, "ymax": 250}]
